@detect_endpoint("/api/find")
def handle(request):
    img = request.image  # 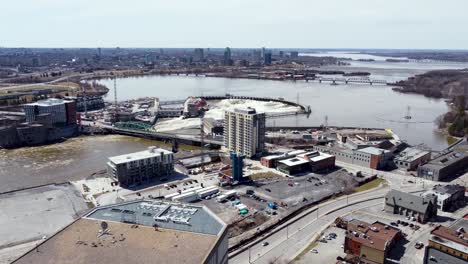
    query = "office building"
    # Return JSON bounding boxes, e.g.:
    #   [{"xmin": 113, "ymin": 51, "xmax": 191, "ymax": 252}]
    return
[
  {"xmin": 13, "ymin": 200, "xmax": 228, "ymax": 264},
  {"xmin": 223, "ymin": 108, "xmax": 265, "ymax": 158},
  {"xmin": 418, "ymin": 146, "xmax": 468, "ymax": 181},
  {"xmin": 223, "ymin": 47, "xmax": 232, "ymax": 66},
  {"xmin": 344, "ymin": 220, "xmax": 402, "ymax": 264},
  {"xmin": 384, "ymin": 189, "xmax": 438, "ymax": 223},
  {"xmin": 423, "ymin": 184, "xmax": 466, "ymax": 212},
  {"xmin": 24, "ymin": 98, "xmax": 77, "ymax": 125},
  {"xmin": 264, "ymin": 52, "xmax": 272, "ymax": 65},
  {"xmin": 194, "ymin": 48, "xmax": 204, "ymax": 61},
  {"xmin": 290, "ymin": 51, "xmax": 299, "ymax": 58},
  {"xmin": 107, "ymin": 147, "xmax": 174, "ymax": 187},
  {"xmin": 424, "ymin": 218, "xmax": 468, "ymax": 264}
]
